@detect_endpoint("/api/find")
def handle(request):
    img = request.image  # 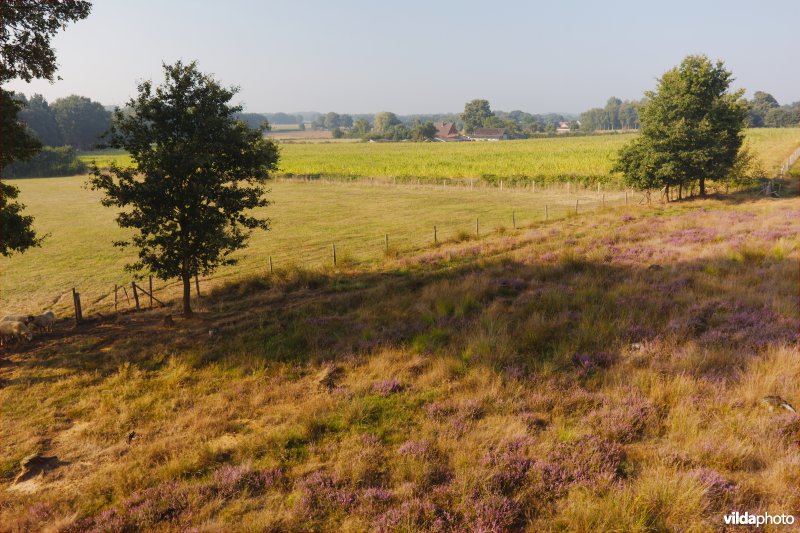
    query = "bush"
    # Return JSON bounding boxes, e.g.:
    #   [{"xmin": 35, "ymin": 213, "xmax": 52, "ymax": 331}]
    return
[{"xmin": 3, "ymin": 146, "xmax": 87, "ymax": 178}]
